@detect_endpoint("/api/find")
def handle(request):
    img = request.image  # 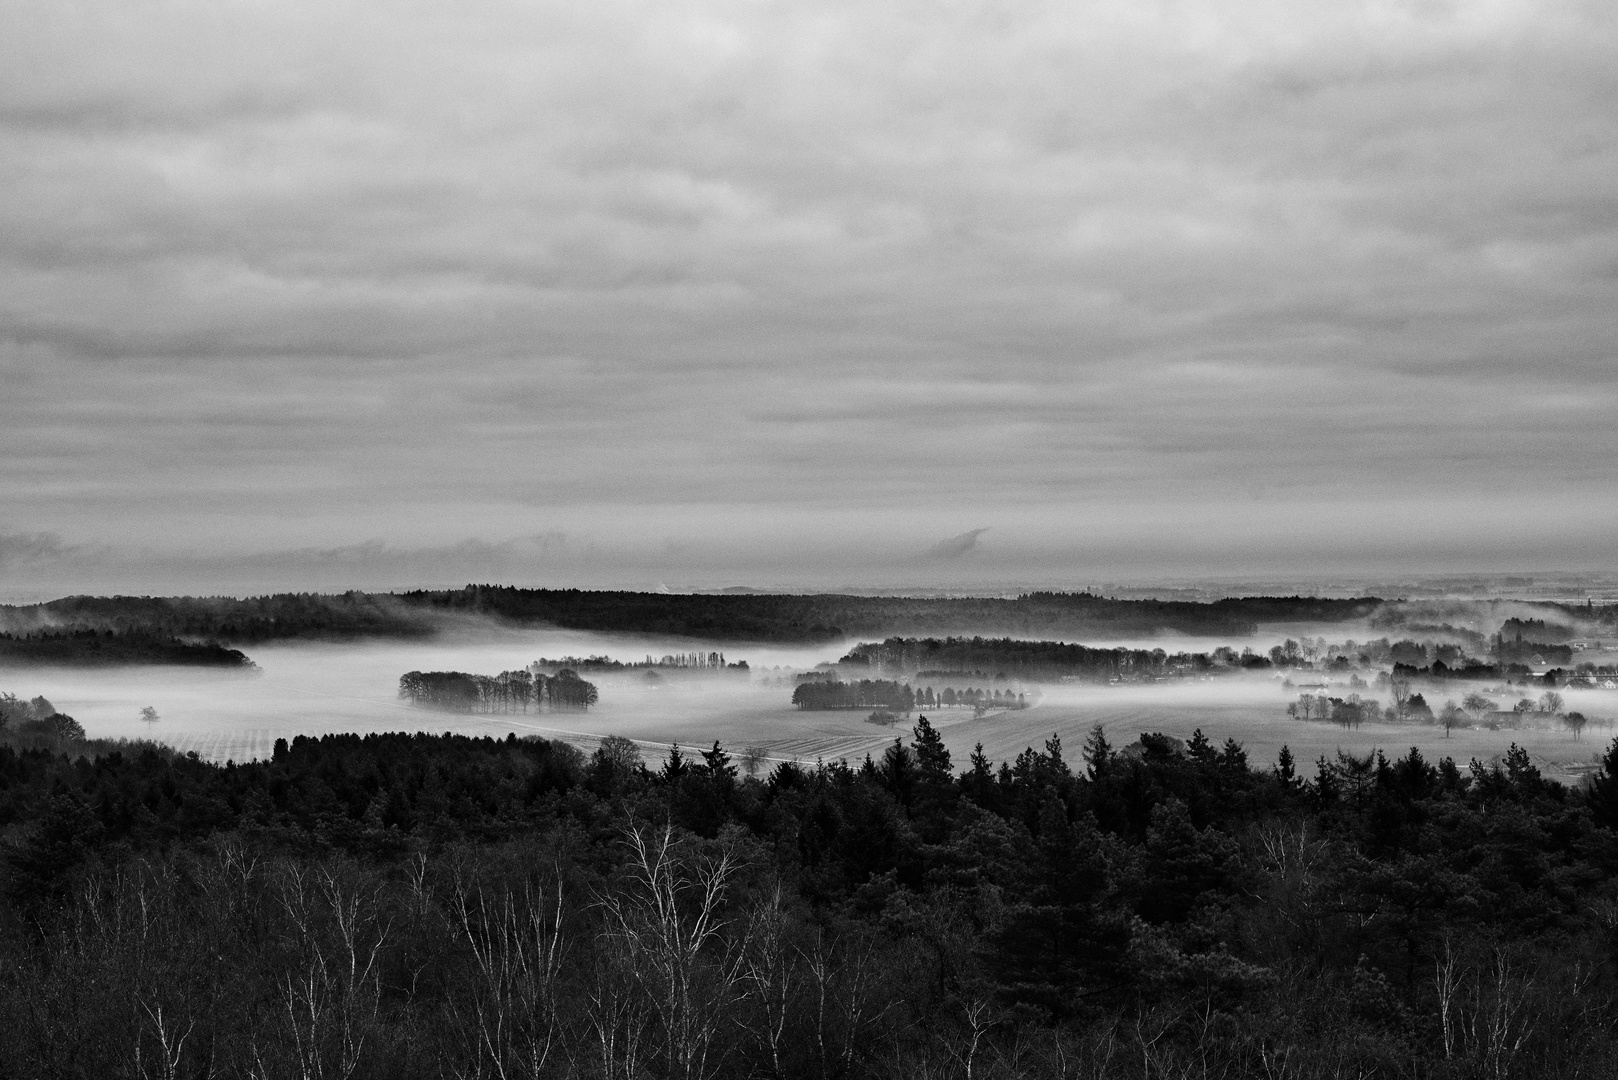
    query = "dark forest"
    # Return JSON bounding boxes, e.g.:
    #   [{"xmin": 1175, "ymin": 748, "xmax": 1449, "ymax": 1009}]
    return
[
  {"xmin": 3, "ymin": 717, "xmax": 1618, "ymax": 1078},
  {"xmin": 0, "ymin": 628, "xmax": 255, "ymax": 668},
  {"xmin": 0, "ymin": 589, "xmax": 1397, "ymax": 660}
]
